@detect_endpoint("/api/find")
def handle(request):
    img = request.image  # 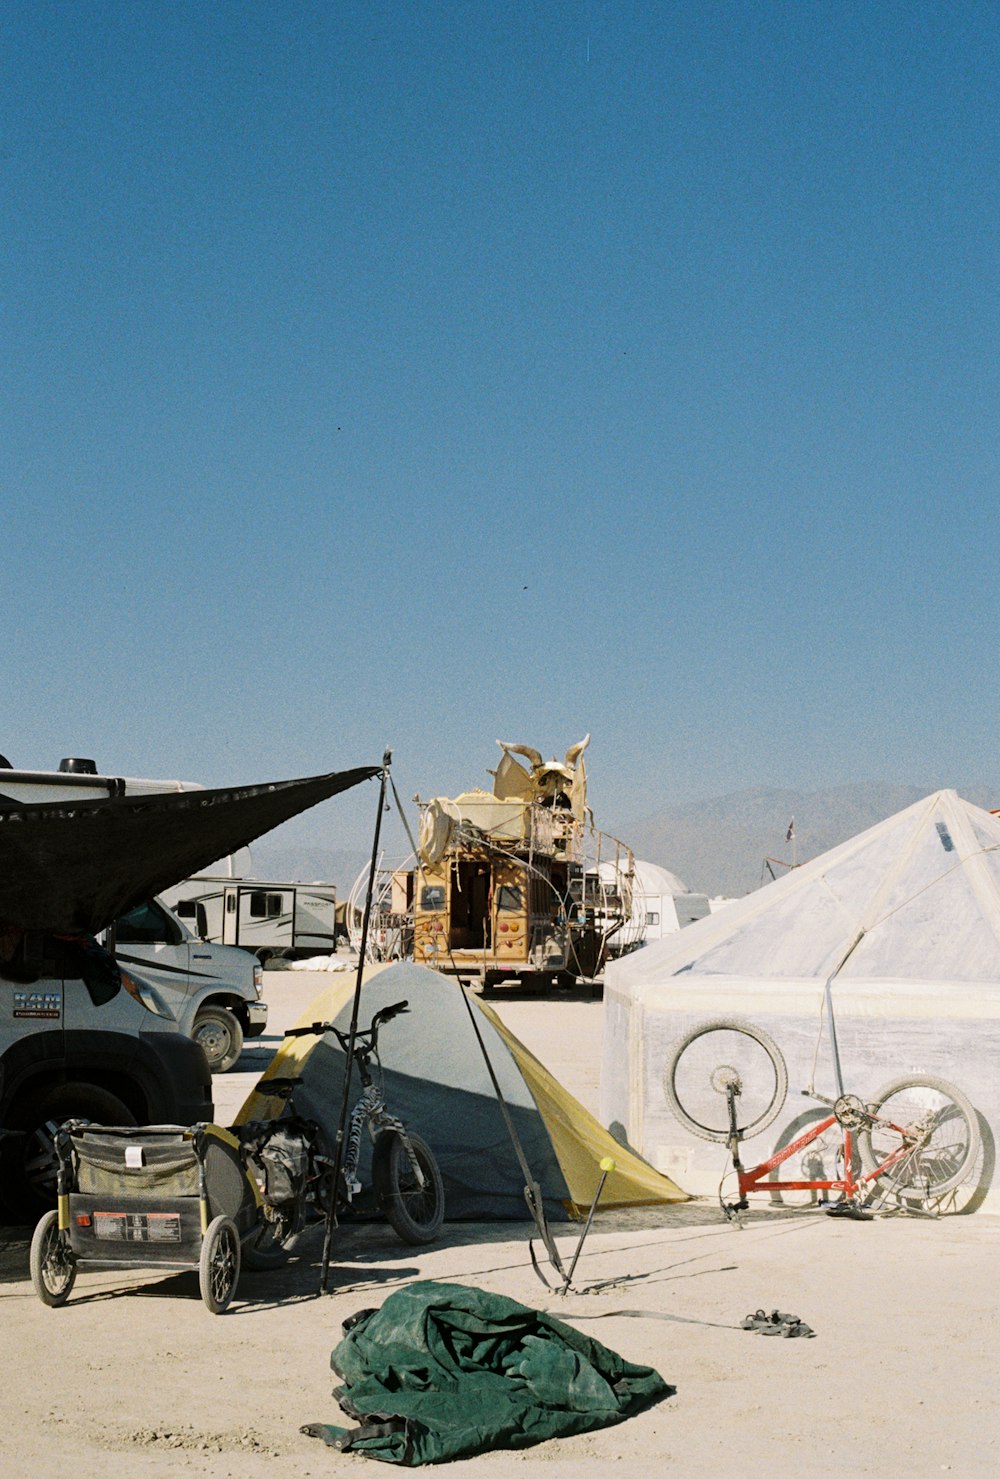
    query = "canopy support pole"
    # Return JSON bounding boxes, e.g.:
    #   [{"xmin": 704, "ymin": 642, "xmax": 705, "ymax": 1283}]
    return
[
  {"xmin": 387, "ymin": 774, "xmax": 566, "ymax": 1287},
  {"xmin": 320, "ymin": 749, "xmax": 392, "ymax": 1295}
]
